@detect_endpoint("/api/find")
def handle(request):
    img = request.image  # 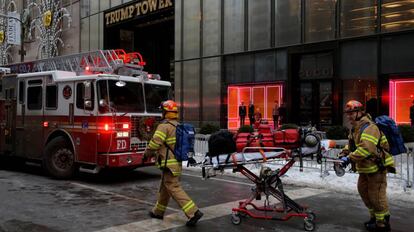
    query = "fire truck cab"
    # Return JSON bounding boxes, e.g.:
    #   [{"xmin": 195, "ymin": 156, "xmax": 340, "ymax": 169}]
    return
[{"xmin": 0, "ymin": 69, "xmax": 171, "ymax": 178}]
